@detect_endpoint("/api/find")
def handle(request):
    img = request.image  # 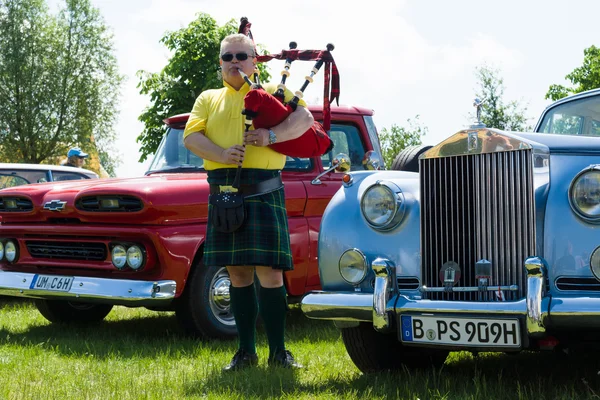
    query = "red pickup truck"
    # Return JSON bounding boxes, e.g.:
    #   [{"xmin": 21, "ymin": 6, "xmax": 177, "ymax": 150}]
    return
[{"xmin": 0, "ymin": 104, "xmax": 383, "ymax": 338}]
